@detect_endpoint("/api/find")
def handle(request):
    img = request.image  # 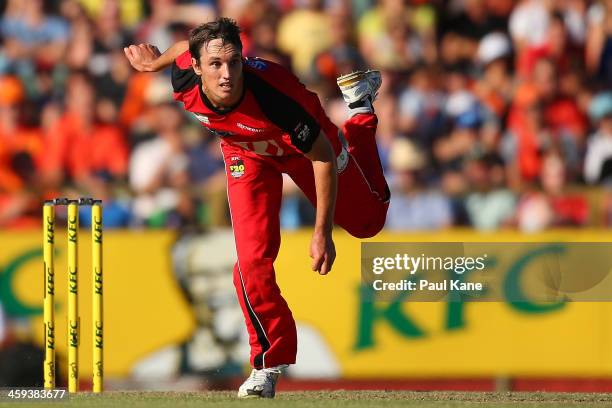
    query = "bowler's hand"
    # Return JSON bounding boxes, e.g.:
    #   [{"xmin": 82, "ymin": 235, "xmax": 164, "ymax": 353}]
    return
[
  {"xmin": 310, "ymin": 230, "xmax": 336, "ymax": 275},
  {"xmin": 124, "ymin": 44, "xmax": 161, "ymax": 72}
]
